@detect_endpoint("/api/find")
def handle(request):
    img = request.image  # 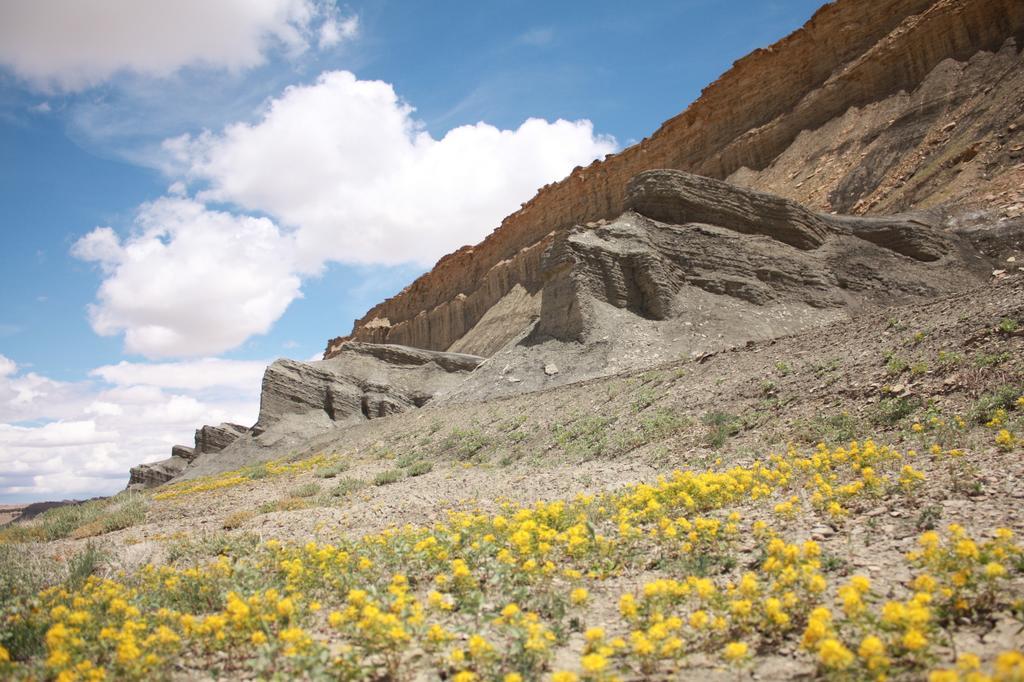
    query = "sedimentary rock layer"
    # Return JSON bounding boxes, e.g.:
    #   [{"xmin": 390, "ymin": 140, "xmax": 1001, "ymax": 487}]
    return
[
  {"xmin": 327, "ymin": 0, "xmax": 1024, "ymax": 357},
  {"xmin": 536, "ymin": 170, "xmax": 984, "ymax": 343},
  {"xmin": 256, "ymin": 342, "xmax": 484, "ymax": 432}
]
